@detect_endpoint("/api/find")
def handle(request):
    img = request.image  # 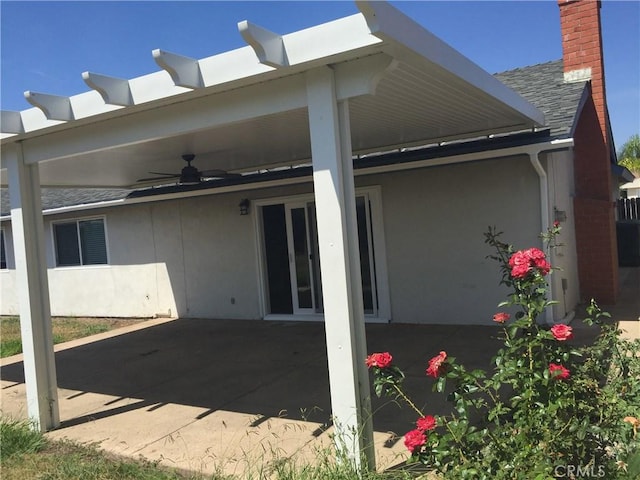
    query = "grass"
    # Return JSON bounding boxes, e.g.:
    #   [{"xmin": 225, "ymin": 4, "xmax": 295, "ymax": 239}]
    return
[
  {"xmin": 0, "ymin": 417, "xmax": 425, "ymax": 480},
  {"xmin": 0, "ymin": 417, "xmax": 207, "ymax": 480},
  {"xmin": 0, "ymin": 316, "xmax": 143, "ymax": 358}
]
